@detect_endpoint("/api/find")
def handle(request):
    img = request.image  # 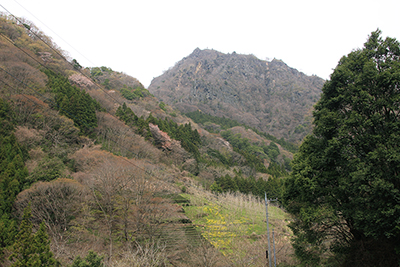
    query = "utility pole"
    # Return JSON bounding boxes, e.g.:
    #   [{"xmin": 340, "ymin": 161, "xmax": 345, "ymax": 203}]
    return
[
  {"xmin": 265, "ymin": 192, "xmax": 277, "ymax": 267},
  {"xmin": 273, "ymin": 228, "xmax": 276, "ymax": 267}
]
